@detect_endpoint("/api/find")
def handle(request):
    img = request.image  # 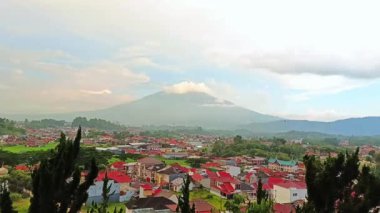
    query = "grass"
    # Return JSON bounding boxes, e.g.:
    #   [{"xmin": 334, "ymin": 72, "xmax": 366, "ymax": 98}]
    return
[
  {"xmin": 156, "ymin": 156, "xmax": 190, "ymax": 167},
  {"xmin": 13, "ymin": 198, "xmax": 126, "ymax": 213},
  {"xmin": 82, "ymin": 202, "xmax": 126, "ymax": 212},
  {"xmin": 14, "ymin": 198, "xmax": 30, "ymax": 213},
  {"xmin": 107, "ymin": 156, "xmax": 137, "ymax": 164},
  {"xmin": 1, "ymin": 142, "xmax": 58, "ymax": 153},
  {"xmin": 190, "ymin": 189, "xmax": 227, "ymax": 211}
]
